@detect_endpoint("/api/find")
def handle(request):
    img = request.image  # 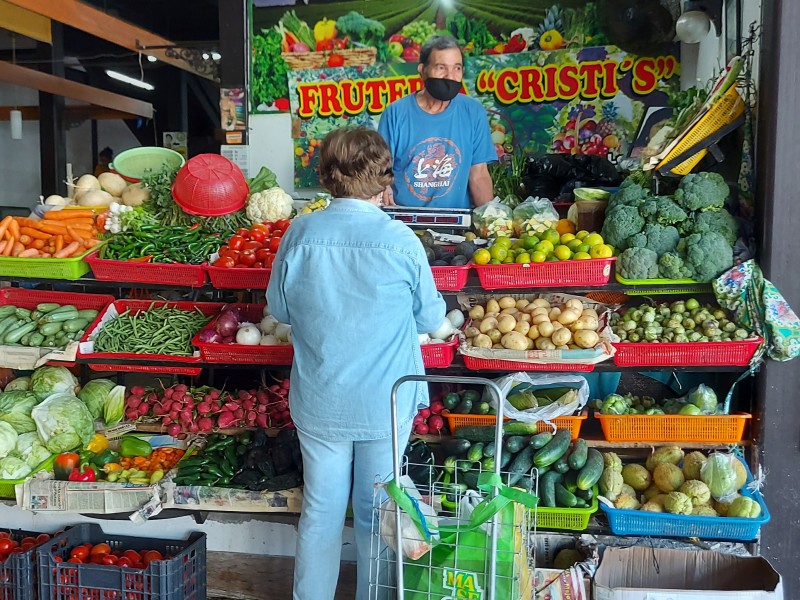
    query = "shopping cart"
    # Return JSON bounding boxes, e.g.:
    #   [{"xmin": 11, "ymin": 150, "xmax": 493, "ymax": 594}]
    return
[{"xmin": 369, "ymin": 375, "xmax": 539, "ymax": 600}]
